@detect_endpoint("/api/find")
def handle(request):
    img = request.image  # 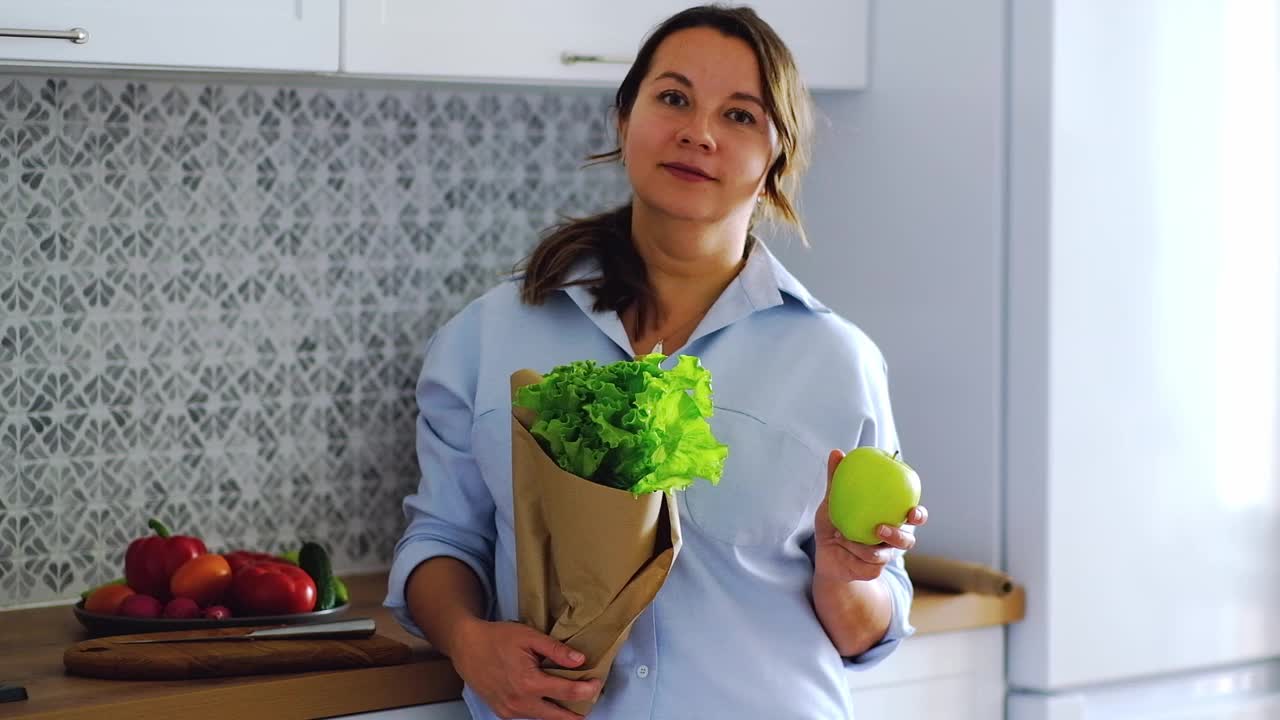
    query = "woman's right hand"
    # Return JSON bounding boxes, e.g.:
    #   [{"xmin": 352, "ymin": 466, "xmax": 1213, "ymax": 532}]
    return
[{"xmin": 448, "ymin": 618, "xmax": 603, "ymax": 720}]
